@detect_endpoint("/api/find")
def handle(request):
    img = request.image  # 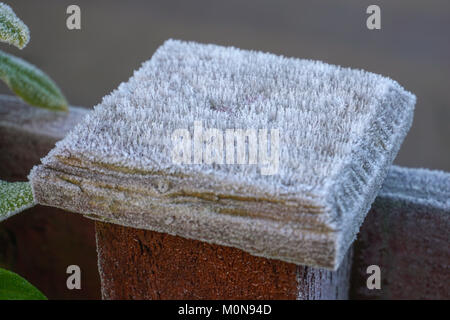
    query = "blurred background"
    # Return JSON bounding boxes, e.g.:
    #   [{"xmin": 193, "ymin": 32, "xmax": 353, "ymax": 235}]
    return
[{"xmin": 2, "ymin": 0, "xmax": 450, "ymax": 170}]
